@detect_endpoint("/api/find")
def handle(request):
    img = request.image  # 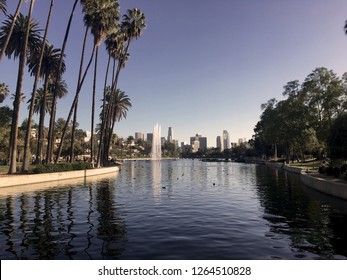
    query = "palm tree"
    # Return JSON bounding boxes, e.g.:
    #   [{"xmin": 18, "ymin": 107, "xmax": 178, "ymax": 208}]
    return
[
  {"xmin": 0, "ymin": 82, "xmax": 9, "ymax": 103},
  {"xmin": 22, "ymin": 0, "xmax": 54, "ymax": 172},
  {"xmin": 28, "ymin": 43, "xmax": 64, "ymax": 163},
  {"xmin": 27, "ymin": 87, "xmax": 53, "ymax": 114},
  {"xmin": 0, "ymin": 0, "xmax": 23, "ymax": 62},
  {"xmin": 0, "ymin": 3, "xmax": 41, "ymax": 174},
  {"xmin": 55, "ymin": 0, "xmax": 120, "ymax": 164},
  {"xmin": 99, "ymin": 9, "xmax": 145, "ymax": 166},
  {"xmin": 46, "ymin": 0, "xmax": 79, "ymax": 165},
  {"xmin": 100, "ymin": 87, "xmax": 131, "ymax": 165},
  {"xmin": 0, "ymin": 0, "xmax": 6, "ymax": 15}
]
